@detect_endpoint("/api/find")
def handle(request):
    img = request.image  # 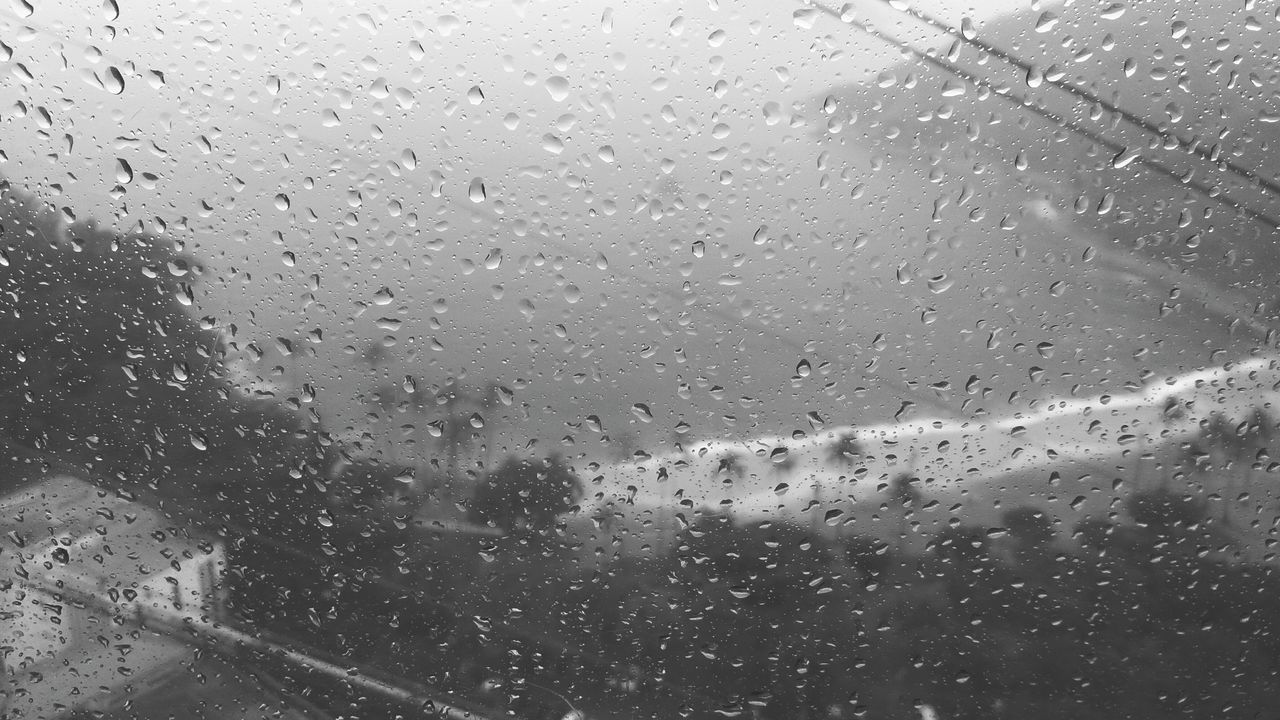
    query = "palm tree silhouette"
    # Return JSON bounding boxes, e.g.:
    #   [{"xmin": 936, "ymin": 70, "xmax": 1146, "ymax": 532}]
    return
[
  {"xmin": 1202, "ymin": 412, "xmax": 1247, "ymax": 528},
  {"xmin": 440, "ymin": 384, "xmax": 476, "ymax": 480},
  {"xmin": 1153, "ymin": 396, "xmax": 1189, "ymax": 490},
  {"xmin": 887, "ymin": 472, "xmax": 921, "ymax": 553},
  {"xmin": 826, "ymin": 432, "xmax": 864, "ymax": 467},
  {"xmin": 1236, "ymin": 407, "xmax": 1274, "ymax": 528},
  {"xmin": 479, "ymin": 382, "xmax": 505, "ymax": 467},
  {"xmin": 716, "ymin": 452, "xmax": 746, "ymax": 481}
]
